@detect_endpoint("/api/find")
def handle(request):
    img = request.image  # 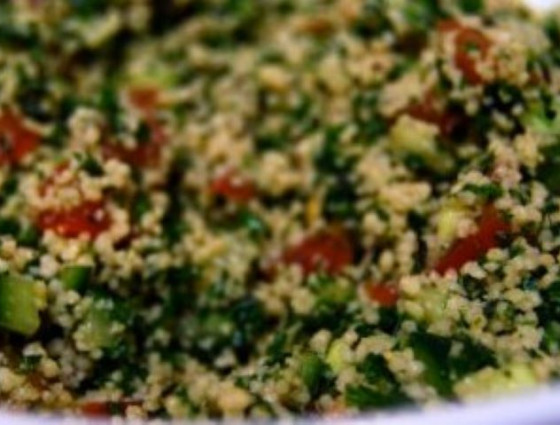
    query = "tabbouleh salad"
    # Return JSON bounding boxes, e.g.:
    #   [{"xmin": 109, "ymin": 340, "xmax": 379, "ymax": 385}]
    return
[{"xmin": 1, "ymin": 0, "xmax": 560, "ymax": 420}]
